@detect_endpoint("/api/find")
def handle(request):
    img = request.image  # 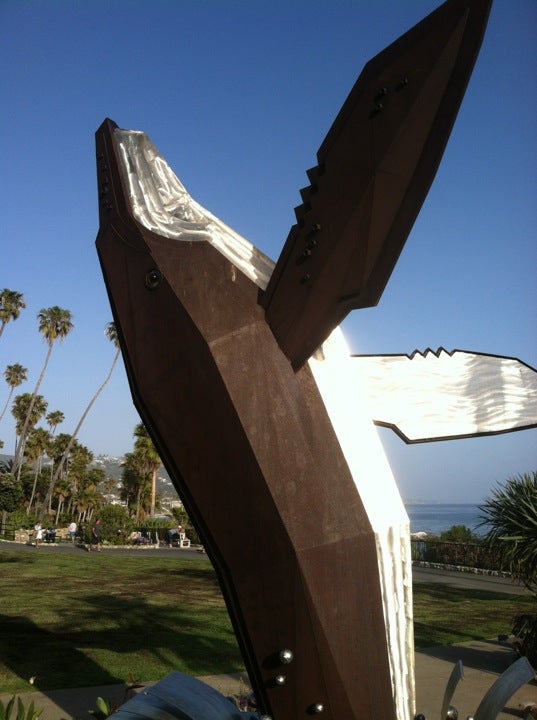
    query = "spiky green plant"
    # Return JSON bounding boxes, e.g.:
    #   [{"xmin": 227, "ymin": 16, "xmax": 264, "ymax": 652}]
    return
[
  {"xmin": 478, "ymin": 471, "xmax": 537, "ymax": 593},
  {"xmin": 478, "ymin": 471, "xmax": 537, "ymax": 665},
  {"xmin": 0, "ymin": 696, "xmax": 42, "ymax": 720}
]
